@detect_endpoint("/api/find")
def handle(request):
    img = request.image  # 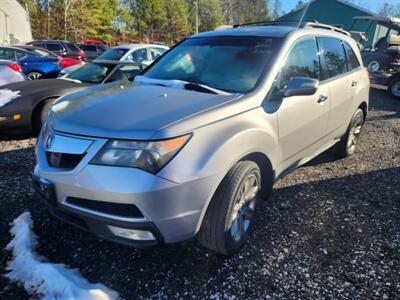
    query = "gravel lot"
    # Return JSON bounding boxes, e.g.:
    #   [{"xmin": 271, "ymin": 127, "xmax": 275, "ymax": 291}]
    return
[{"xmin": 0, "ymin": 88, "xmax": 399, "ymax": 299}]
